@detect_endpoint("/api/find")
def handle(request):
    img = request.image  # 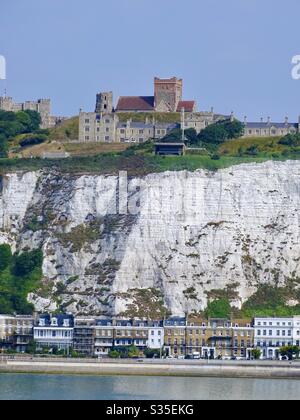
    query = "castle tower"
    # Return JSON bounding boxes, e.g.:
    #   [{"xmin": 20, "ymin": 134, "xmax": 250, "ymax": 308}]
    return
[
  {"xmin": 0, "ymin": 96, "xmax": 14, "ymax": 111},
  {"xmin": 154, "ymin": 77, "xmax": 183, "ymax": 112},
  {"xmin": 95, "ymin": 92, "xmax": 113, "ymax": 114}
]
